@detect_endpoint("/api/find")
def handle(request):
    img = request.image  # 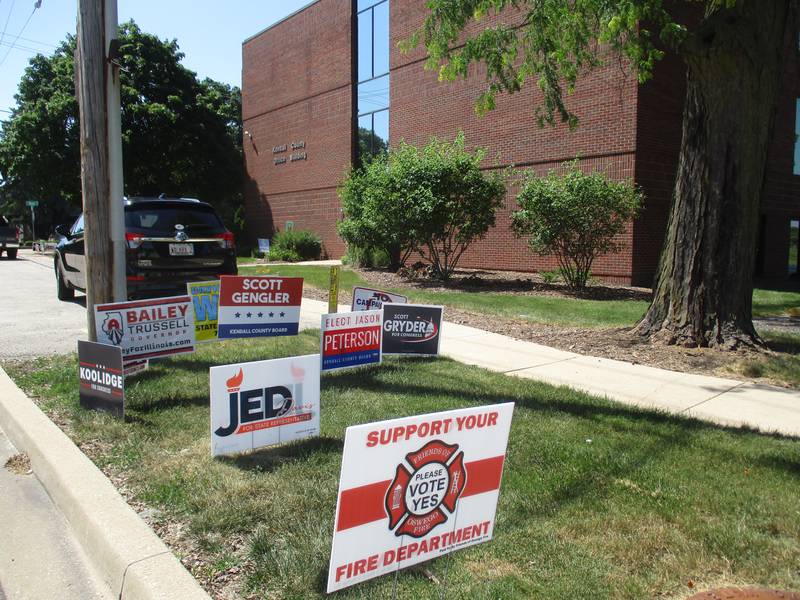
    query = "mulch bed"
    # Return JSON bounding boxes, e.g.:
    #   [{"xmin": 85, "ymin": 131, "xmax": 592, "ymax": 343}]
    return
[{"xmin": 305, "ymin": 266, "xmax": 795, "ymax": 386}]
